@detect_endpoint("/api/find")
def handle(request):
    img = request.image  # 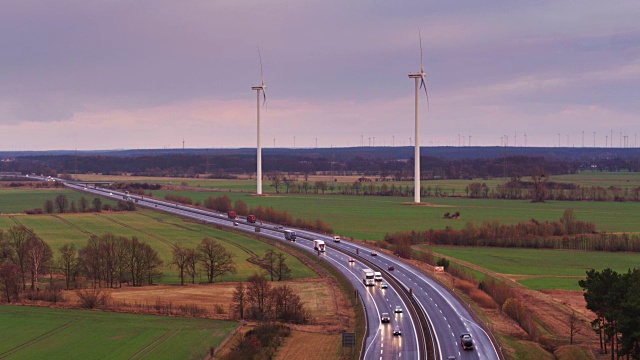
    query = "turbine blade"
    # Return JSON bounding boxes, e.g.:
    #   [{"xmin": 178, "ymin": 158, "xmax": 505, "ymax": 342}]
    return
[
  {"xmin": 420, "ymin": 77, "xmax": 430, "ymax": 110},
  {"xmin": 262, "ymin": 89, "xmax": 267, "ymax": 108},
  {"xmin": 419, "ymin": 28, "xmax": 424, "ymax": 73},
  {"xmin": 258, "ymin": 46, "xmax": 265, "ymax": 86}
]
